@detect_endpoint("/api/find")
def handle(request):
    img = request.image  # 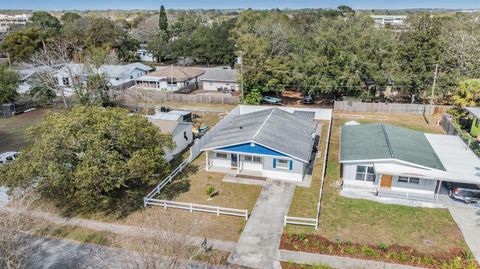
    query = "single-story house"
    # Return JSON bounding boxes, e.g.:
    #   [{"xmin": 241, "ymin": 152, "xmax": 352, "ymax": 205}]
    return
[
  {"xmin": 201, "ymin": 108, "xmax": 318, "ymax": 182},
  {"xmin": 200, "ymin": 68, "xmax": 238, "ymax": 91},
  {"xmin": 136, "ymin": 48, "xmax": 155, "ymax": 62},
  {"xmin": 340, "ymin": 123, "xmax": 480, "ymax": 202},
  {"xmin": 465, "ymin": 107, "xmax": 480, "ymax": 137},
  {"xmin": 57, "ymin": 63, "xmax": 153, "ymax": 88},
  {"xmin": 135, "ymin": 67, "xmax": 205, "ymax": 92},
  {"xmin": 147, "ymin": 115, "xmax": 193, "ymax": 162}
]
